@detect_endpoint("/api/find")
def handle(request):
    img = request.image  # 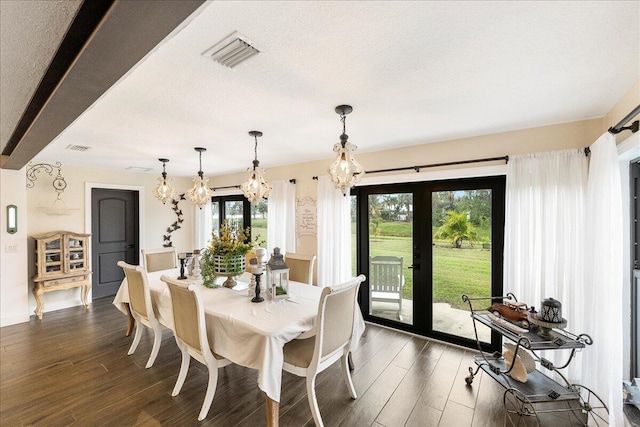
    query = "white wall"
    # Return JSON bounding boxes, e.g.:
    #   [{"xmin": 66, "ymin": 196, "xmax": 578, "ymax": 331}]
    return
[
  {"xmin": 24, "ymin": 164, "xmax": 195, "ymax": 317},
  {"xmin": 0, "ymin": 115, "xmax": 620, "ymax": 325},
  {"xmin": 209, "ymin": 118, "xmax": 604, "ymax": 259},
  {"xmin": 0, "ymin": 167, "xmax": 29, "ymax": 326}
]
